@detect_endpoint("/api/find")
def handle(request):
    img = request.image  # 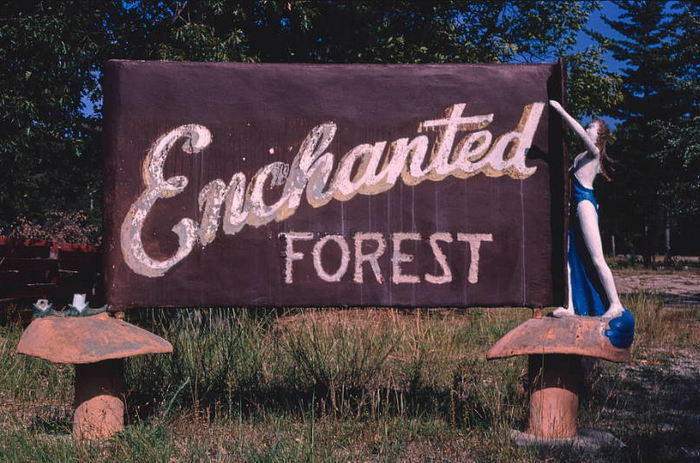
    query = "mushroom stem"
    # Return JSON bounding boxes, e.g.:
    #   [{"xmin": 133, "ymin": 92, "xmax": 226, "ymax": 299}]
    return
[
  {"xmin": 527, "ymin": 354, "xmax": 581, "ymax": 438},
  {"xmin": 73, "ymin": 359, "xmax": 125, "ymax": 440}
]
